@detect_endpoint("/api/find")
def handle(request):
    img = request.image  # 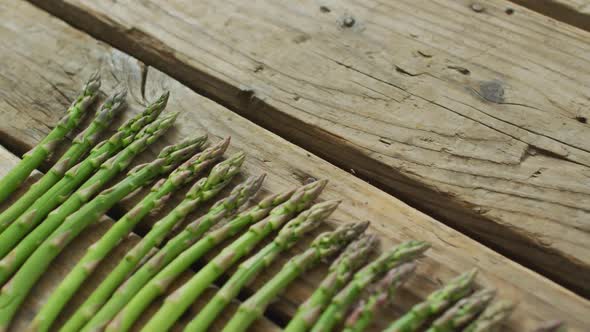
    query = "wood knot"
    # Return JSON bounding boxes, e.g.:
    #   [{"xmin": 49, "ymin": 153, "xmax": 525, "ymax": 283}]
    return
[
  {"xmin": 470, "ymin": 3, "xmax": 485, "ymax": 12},
  {"xmin": 341, "ymin": 15, "xmax": 356, "ymax": 28},
  {"xmin": 479, "ymin": 80, "xmax": 504, "ymax": 103}
]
